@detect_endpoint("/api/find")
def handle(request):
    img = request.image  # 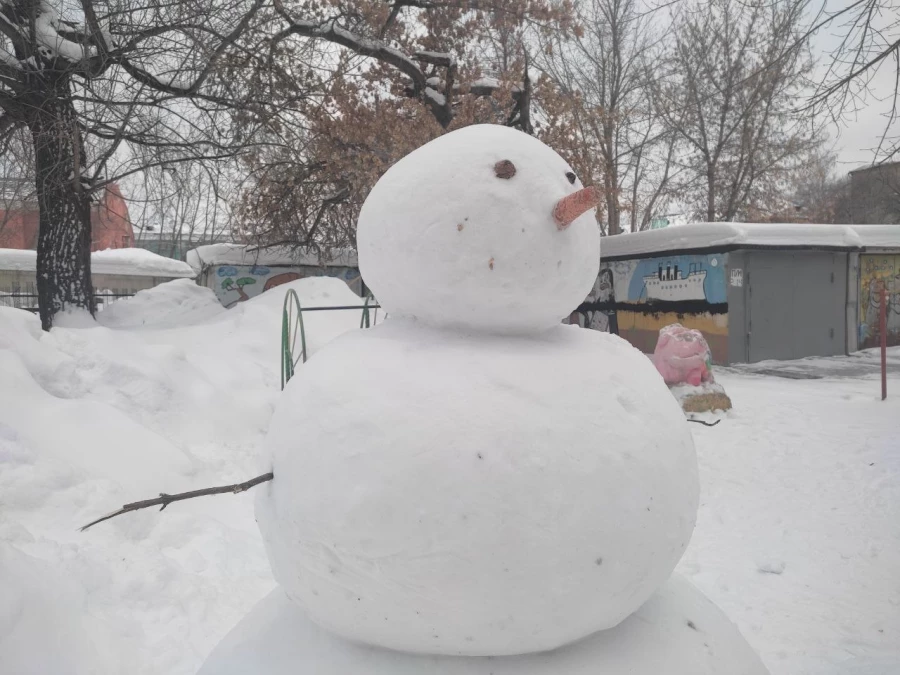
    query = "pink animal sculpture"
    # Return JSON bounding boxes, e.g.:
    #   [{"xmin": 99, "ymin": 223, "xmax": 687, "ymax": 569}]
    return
[{"xmin": 651, "ymin": 323, "xmax": 714, "ymax": 387}]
